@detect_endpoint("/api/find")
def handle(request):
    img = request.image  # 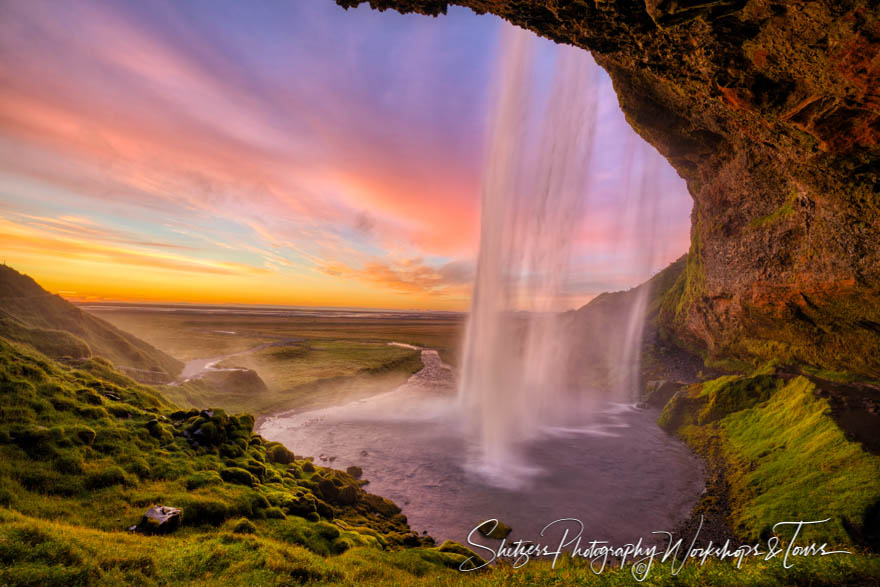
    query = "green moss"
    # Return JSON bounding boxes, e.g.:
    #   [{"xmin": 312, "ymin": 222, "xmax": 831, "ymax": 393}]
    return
[
  {"xmin": 749, "ymin": 190, "xmax": 797, "ymax": 229},
  {"xmin": 84, "ymin": 466, "xmax": 129, "ymax": 490},
  {"xmin": 663, "ymin": 372, "xmax": 880, "ymax": 547},
  {"xmin": 231, "ymin": 518, "xmax": 256, "ymax": 534},
  {"xmin": 720, "ymin": 376, "xmax": 880, "ymax": 544}
]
